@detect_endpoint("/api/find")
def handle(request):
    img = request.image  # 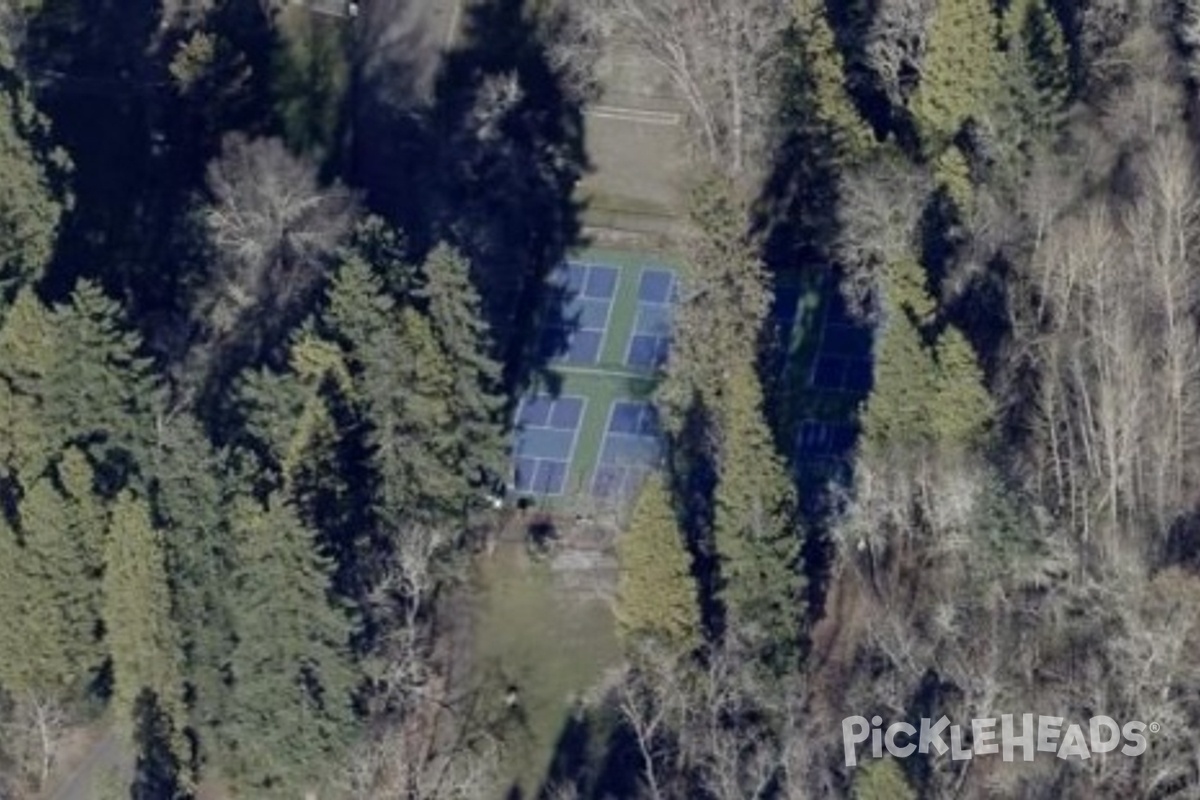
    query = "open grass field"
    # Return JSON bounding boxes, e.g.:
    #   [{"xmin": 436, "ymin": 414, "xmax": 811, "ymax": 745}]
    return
[
  {"xmin": 469, "ymin": 539, "xmax": 621, "ymax": 796},
  {"xmin": 576, "ymin": 45, "xmax": 689, "ymax": 237}
]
